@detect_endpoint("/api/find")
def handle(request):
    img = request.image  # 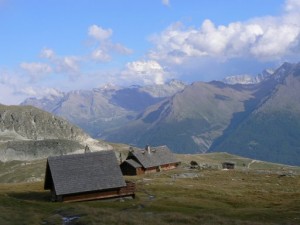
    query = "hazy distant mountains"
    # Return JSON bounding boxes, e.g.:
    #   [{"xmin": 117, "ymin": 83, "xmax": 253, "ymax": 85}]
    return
[
  {"xmin": 21, "ymin": 63, "xmax": 300, "ymax": 165},
  {"xmin": 21, "ymin": 80, "xmax": 186, "ymax": 136}
]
